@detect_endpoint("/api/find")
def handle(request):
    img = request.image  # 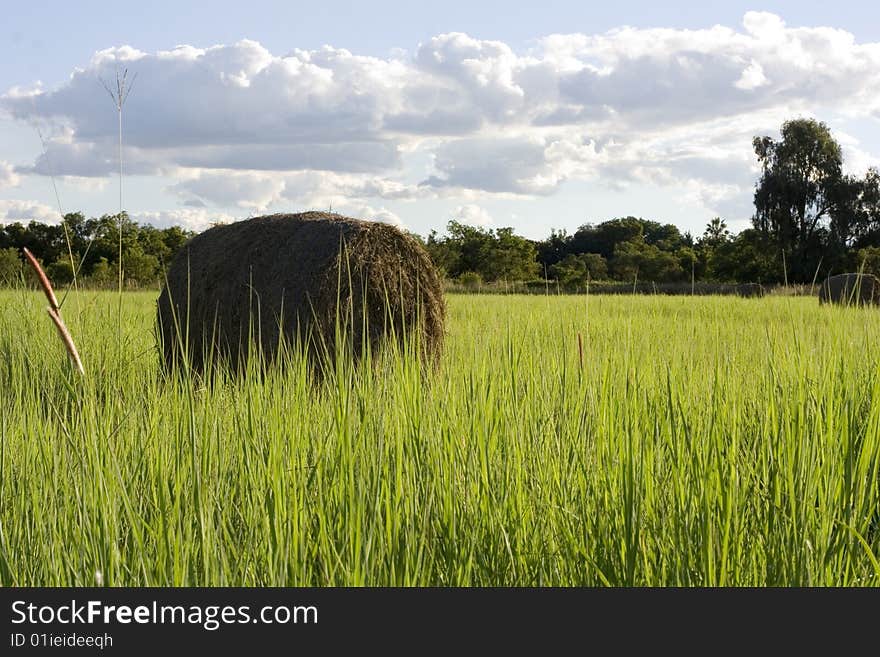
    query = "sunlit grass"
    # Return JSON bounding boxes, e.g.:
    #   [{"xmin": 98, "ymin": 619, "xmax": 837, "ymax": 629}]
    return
[{"xmin": 1, "ymin": 290, "xmax": 879, "ymax": 585}]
